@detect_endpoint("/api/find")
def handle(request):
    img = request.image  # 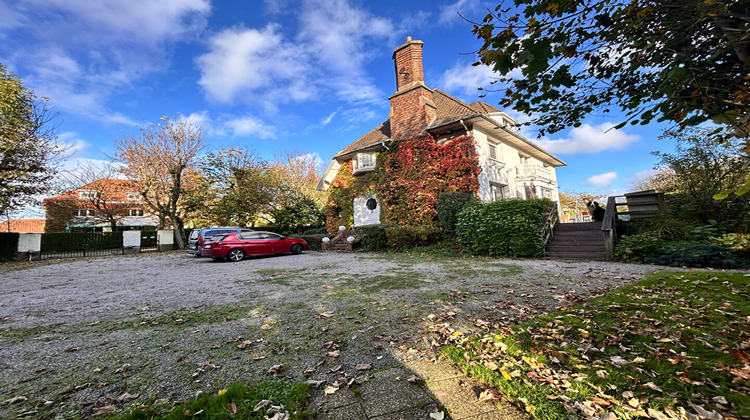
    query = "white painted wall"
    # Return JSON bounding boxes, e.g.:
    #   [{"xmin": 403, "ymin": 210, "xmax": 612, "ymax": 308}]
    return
[
  {"xmin": 353, "ymin": 194, "xmax": 380, "ymax": 226},
  {"xmin": 17, "ymin": 233, "xmax": 41, "ymax": 252}
]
